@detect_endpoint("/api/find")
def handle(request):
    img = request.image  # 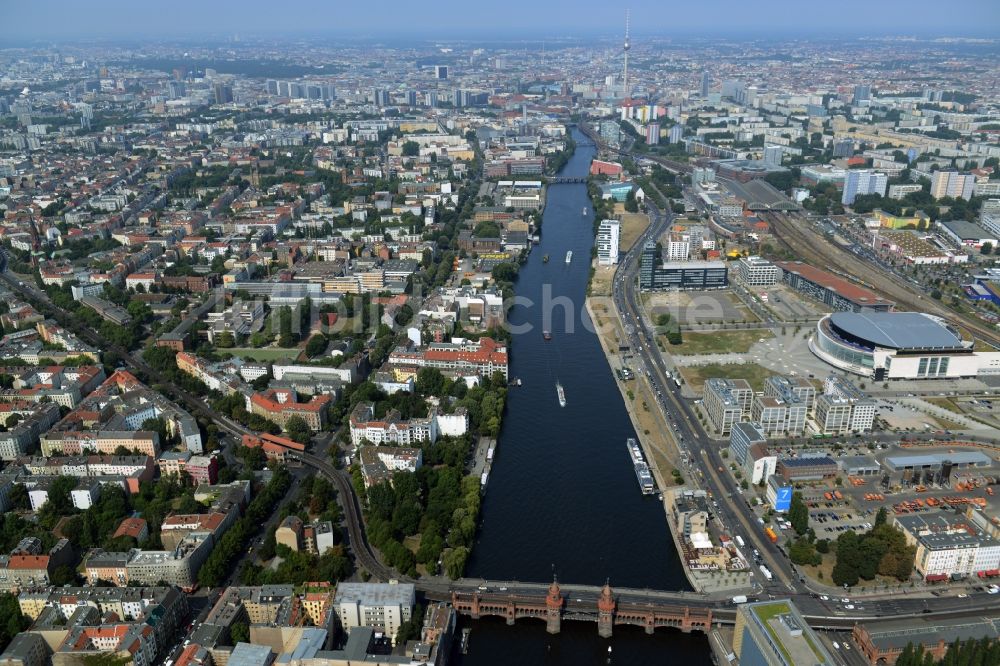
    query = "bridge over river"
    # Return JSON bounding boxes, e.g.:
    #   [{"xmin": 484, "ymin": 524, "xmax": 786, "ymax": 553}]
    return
[
  {"xmin": 414, "ymin": 577, "xmax": 1000, "ymax": 638},
  {"xmin": 424, "ymin": 579, "xmax": 716, "ymax": 638},
  {"xmin": 546, "ymin": 176, "xmax": 588, "ymax": 184}
]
